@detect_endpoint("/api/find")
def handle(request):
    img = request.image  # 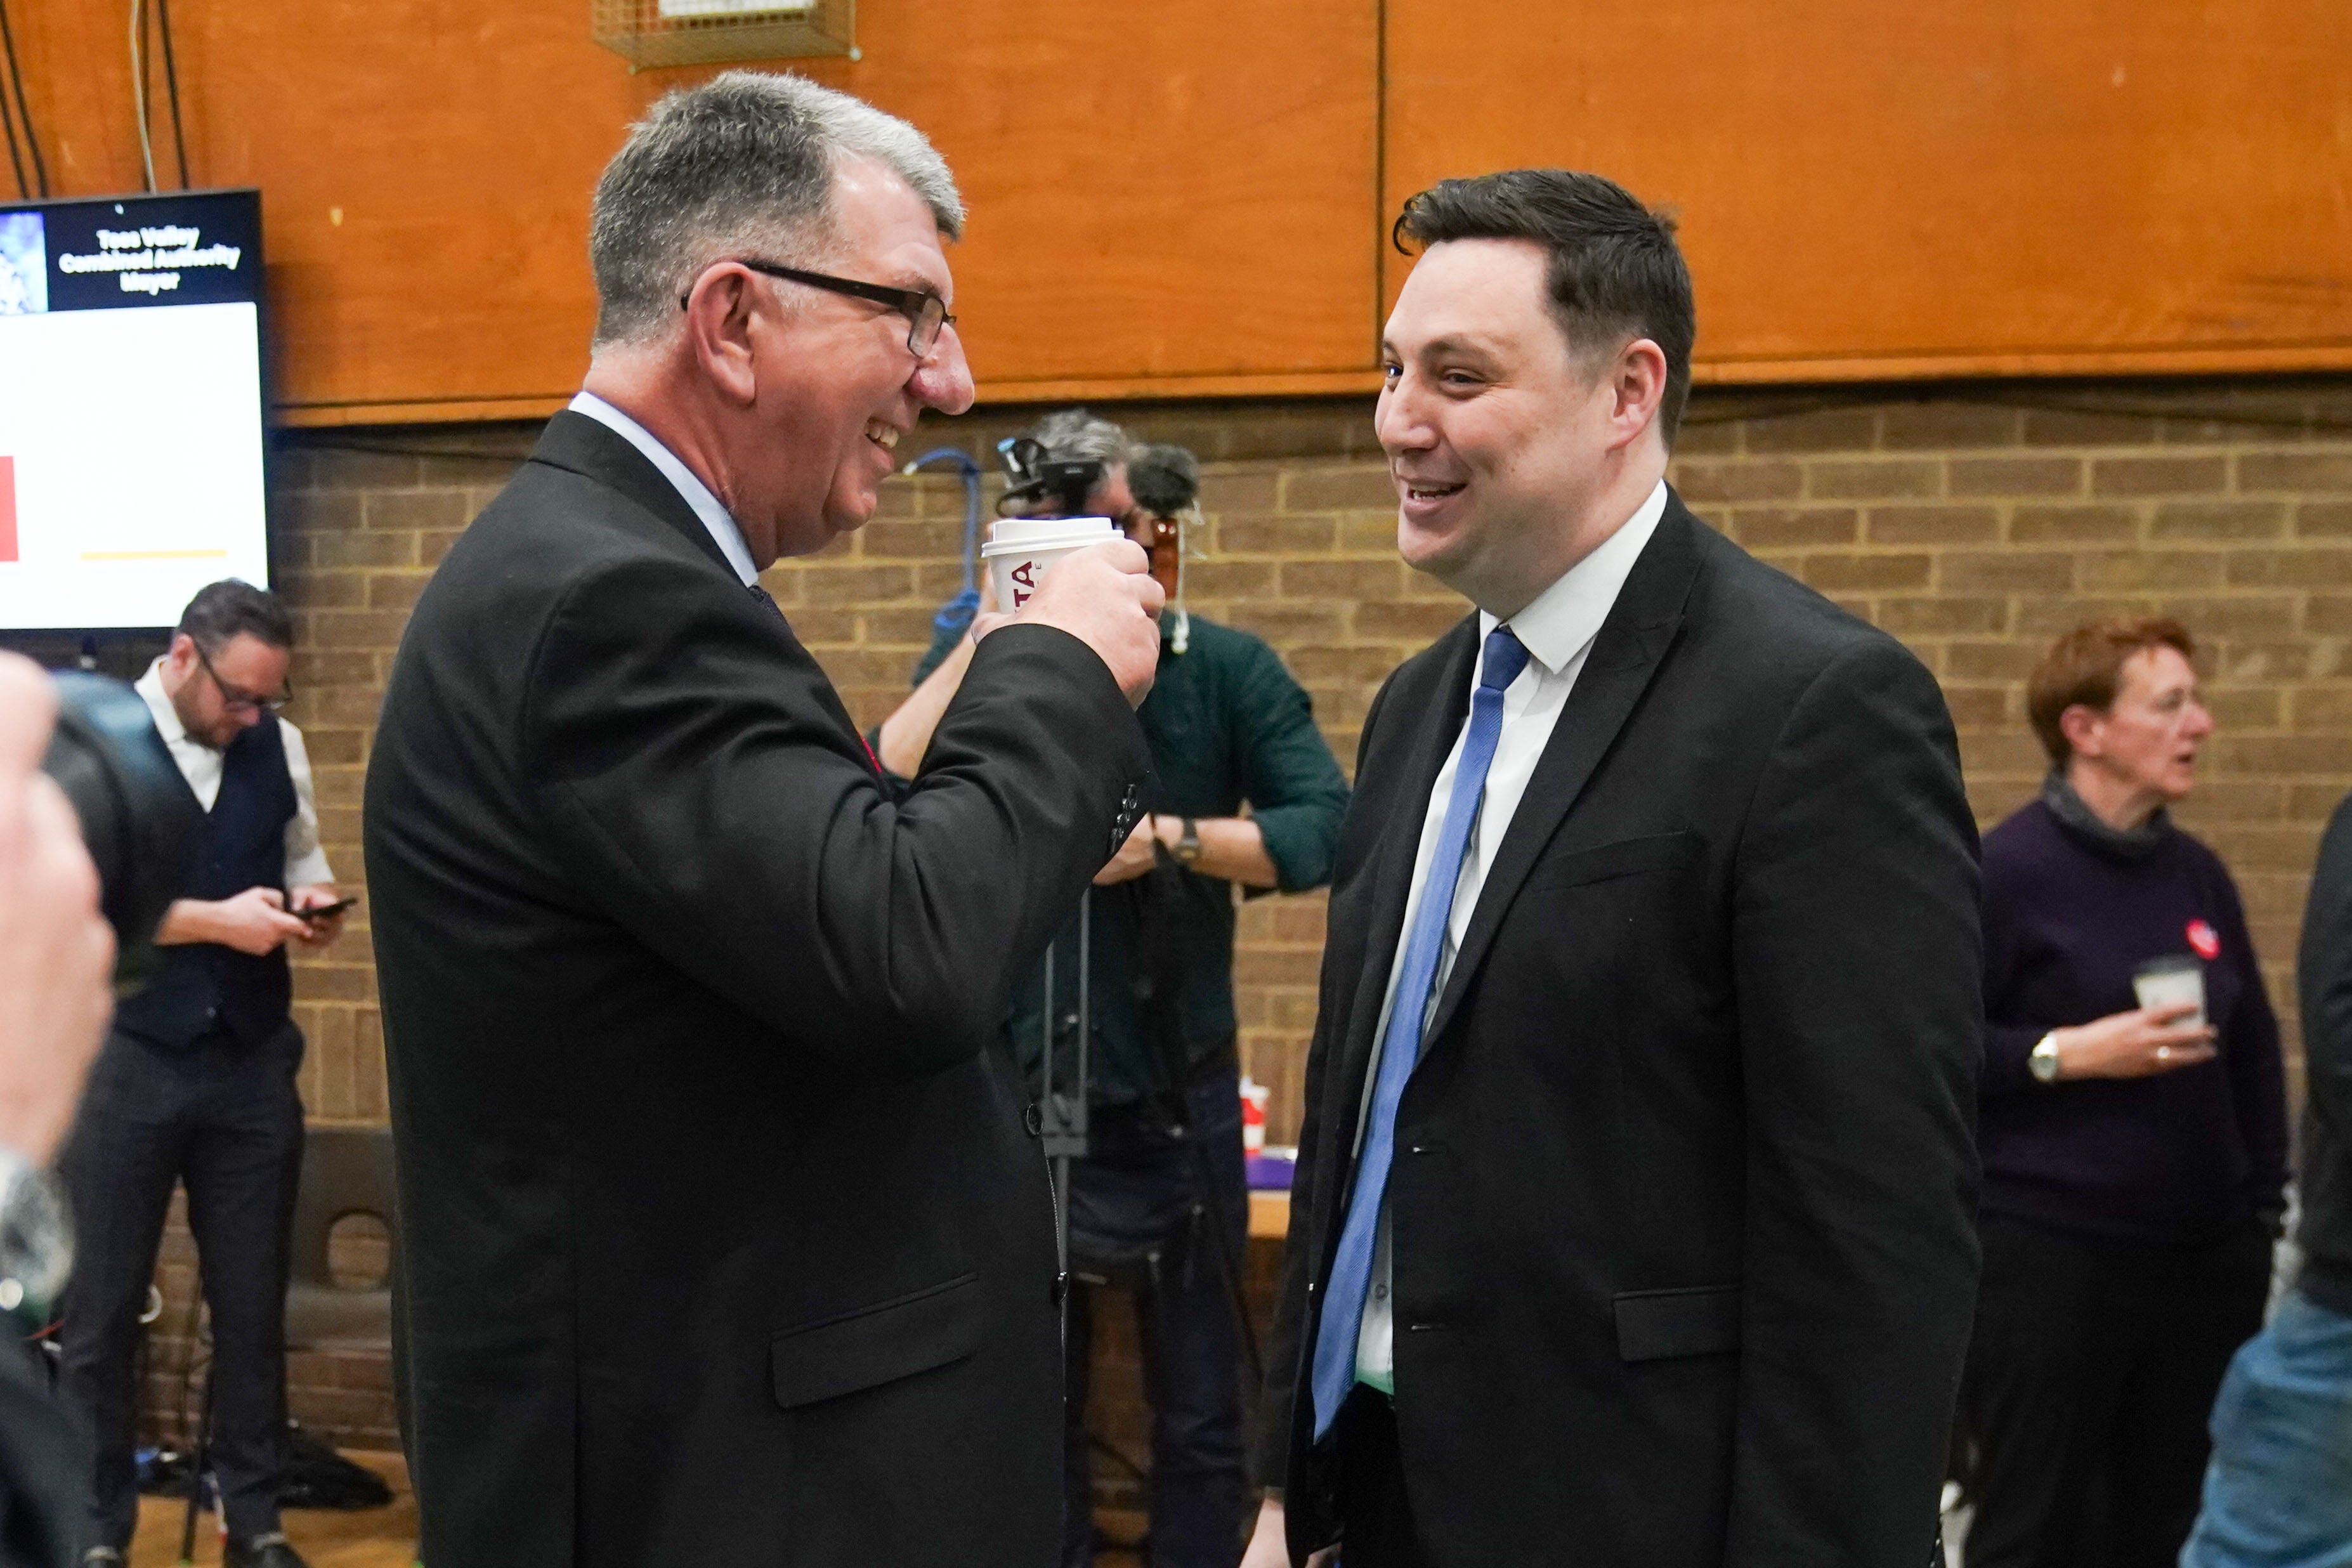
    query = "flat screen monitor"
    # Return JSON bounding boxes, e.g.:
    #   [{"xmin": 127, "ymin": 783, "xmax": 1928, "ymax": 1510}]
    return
[{"xmin": 0, "ymin": 188, "xmax": 268, "ymax": 633}]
